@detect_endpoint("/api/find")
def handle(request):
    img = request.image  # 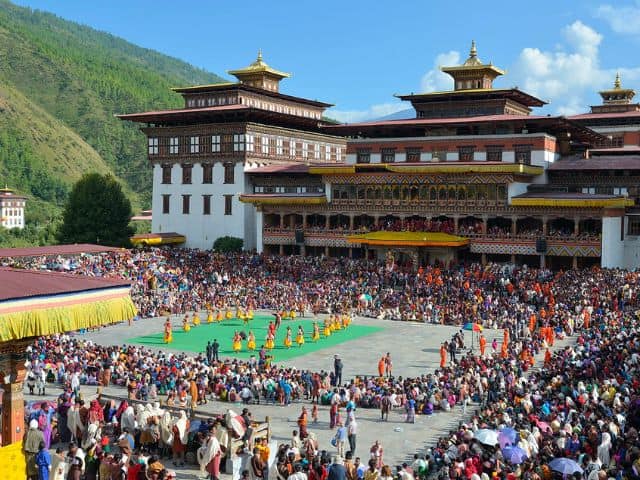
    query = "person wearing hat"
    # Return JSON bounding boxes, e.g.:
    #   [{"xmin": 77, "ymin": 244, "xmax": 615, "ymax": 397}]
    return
[{"xmin": 24, "ymin": 419, "xmax": 45, "ymax": 480}]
